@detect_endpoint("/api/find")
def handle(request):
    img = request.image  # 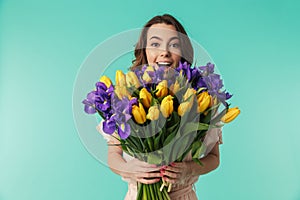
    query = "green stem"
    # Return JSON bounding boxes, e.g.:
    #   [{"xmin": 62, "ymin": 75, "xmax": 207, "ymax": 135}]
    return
[
  {"xmin": 155, "ymin": 182, "xmax": 163, "ymax": 200},
  {"xmin": 136, "ymin": 183, "xmax": 141, "ymax": 199},
  {"xmin": 142, "ymin": 184, "xmax": 147, "ymax": 200}
]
